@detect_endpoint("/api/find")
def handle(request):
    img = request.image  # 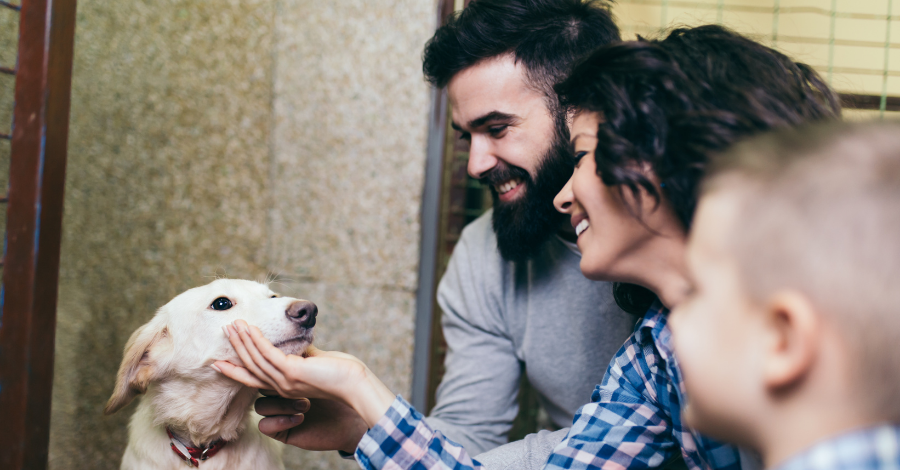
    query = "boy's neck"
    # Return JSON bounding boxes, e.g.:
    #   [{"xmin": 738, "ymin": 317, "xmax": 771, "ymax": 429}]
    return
[
  {"xmin": 762, "ymin": 410, "xmax": 883, "ymax": 468},
  {"xmin": 757, "ymin": 342, "xmax": 880, "ymax": 469}
]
